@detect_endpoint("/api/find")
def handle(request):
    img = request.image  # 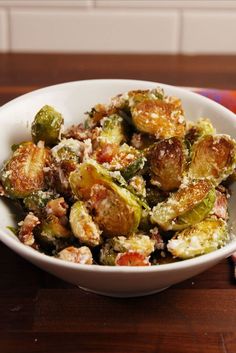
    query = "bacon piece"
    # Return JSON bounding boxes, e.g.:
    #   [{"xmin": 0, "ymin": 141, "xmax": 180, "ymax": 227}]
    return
[
  {"xmin": 95, "ymin": 143, "xmax": 118, "ymax": 164},
  {"xmin": 115, "ymin": 251, "xmax": 150, "ymax": 266},
  {"xmin": 63, "ymin": 123, "xmax": 92, "ymax": 141},
  {"xmin": 45, "ymin": 197, "xmax": 68, "ymax": 218},
  {"xmin": 212, "ymin": 190, "xmax": 228, "ymax": 220},
  {"xmin": 57, "ymin": 246, "xmax": 93, "ymax": 264},
  {"xmin": 18, "ymin": 212, "xmax": 40, "ymax": 247}
]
